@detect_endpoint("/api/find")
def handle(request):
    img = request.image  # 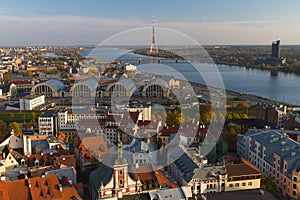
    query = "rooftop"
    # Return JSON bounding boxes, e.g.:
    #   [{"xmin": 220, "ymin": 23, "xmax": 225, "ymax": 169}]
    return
[
  {"xmin": 205, "ymin": 189, "xmax": 277, "ymax": 200},
  {"xmin": 226, "ymin": 161, "xmax": 261, "ymax": 178}
]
